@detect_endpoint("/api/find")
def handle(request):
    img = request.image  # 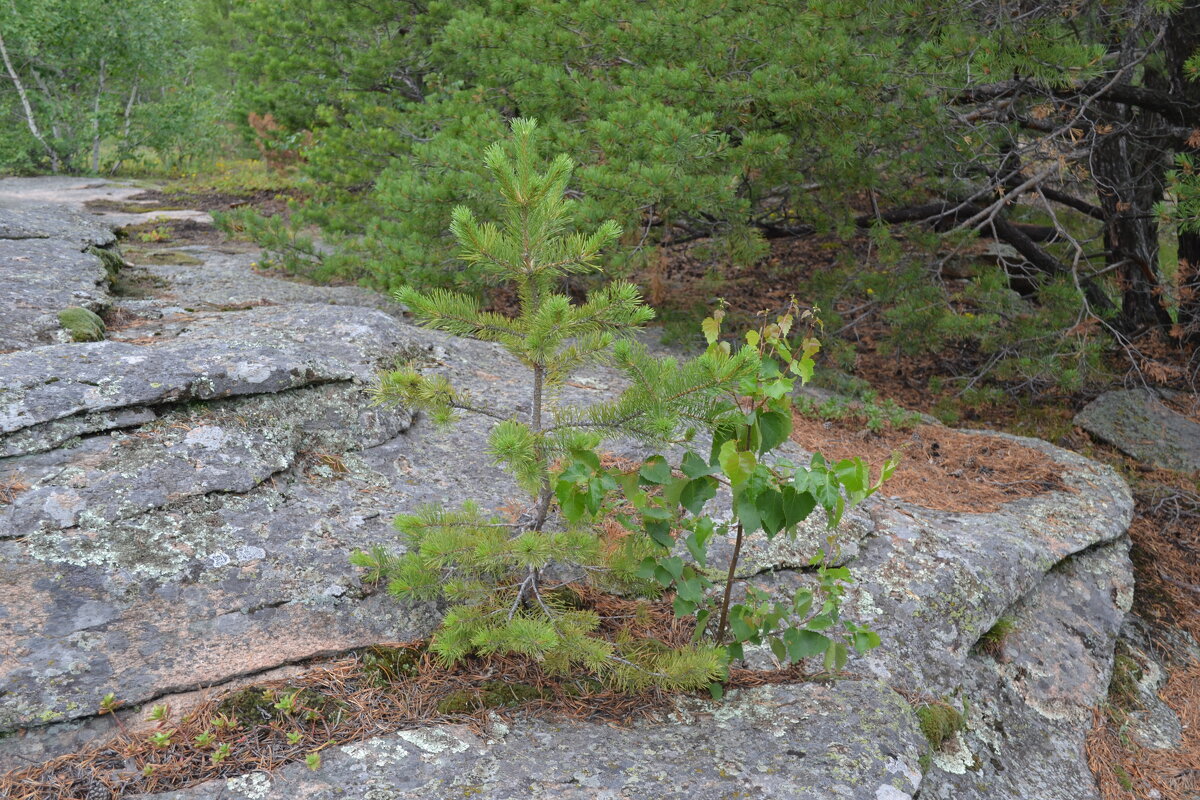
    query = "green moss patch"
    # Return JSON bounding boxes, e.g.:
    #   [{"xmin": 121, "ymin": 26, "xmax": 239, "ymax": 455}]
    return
[
  {"xmin": 435, "ymin": 681, "xmax": 552, "ymax": 715},
  {"xmin": 975, "ymin": 616, "xmax": 1017, "ymax": 657},
  {"xmin": 916, "ymin": 702, "xmax": 964, "ymax": 750},
  {"xmin": 361, "ymin": 643, "xmax": 426, "ymax": 686},
  {"xmin": 57, "ymin": 306, "xmax": 106, "ymax": 342},
  {"xmin": 87, "ymin": 245, "xmax": 128, "ymax": 279},
  {"xmin": 126, "ymin": 248, "xmax": 204, "ymax": 266}
]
